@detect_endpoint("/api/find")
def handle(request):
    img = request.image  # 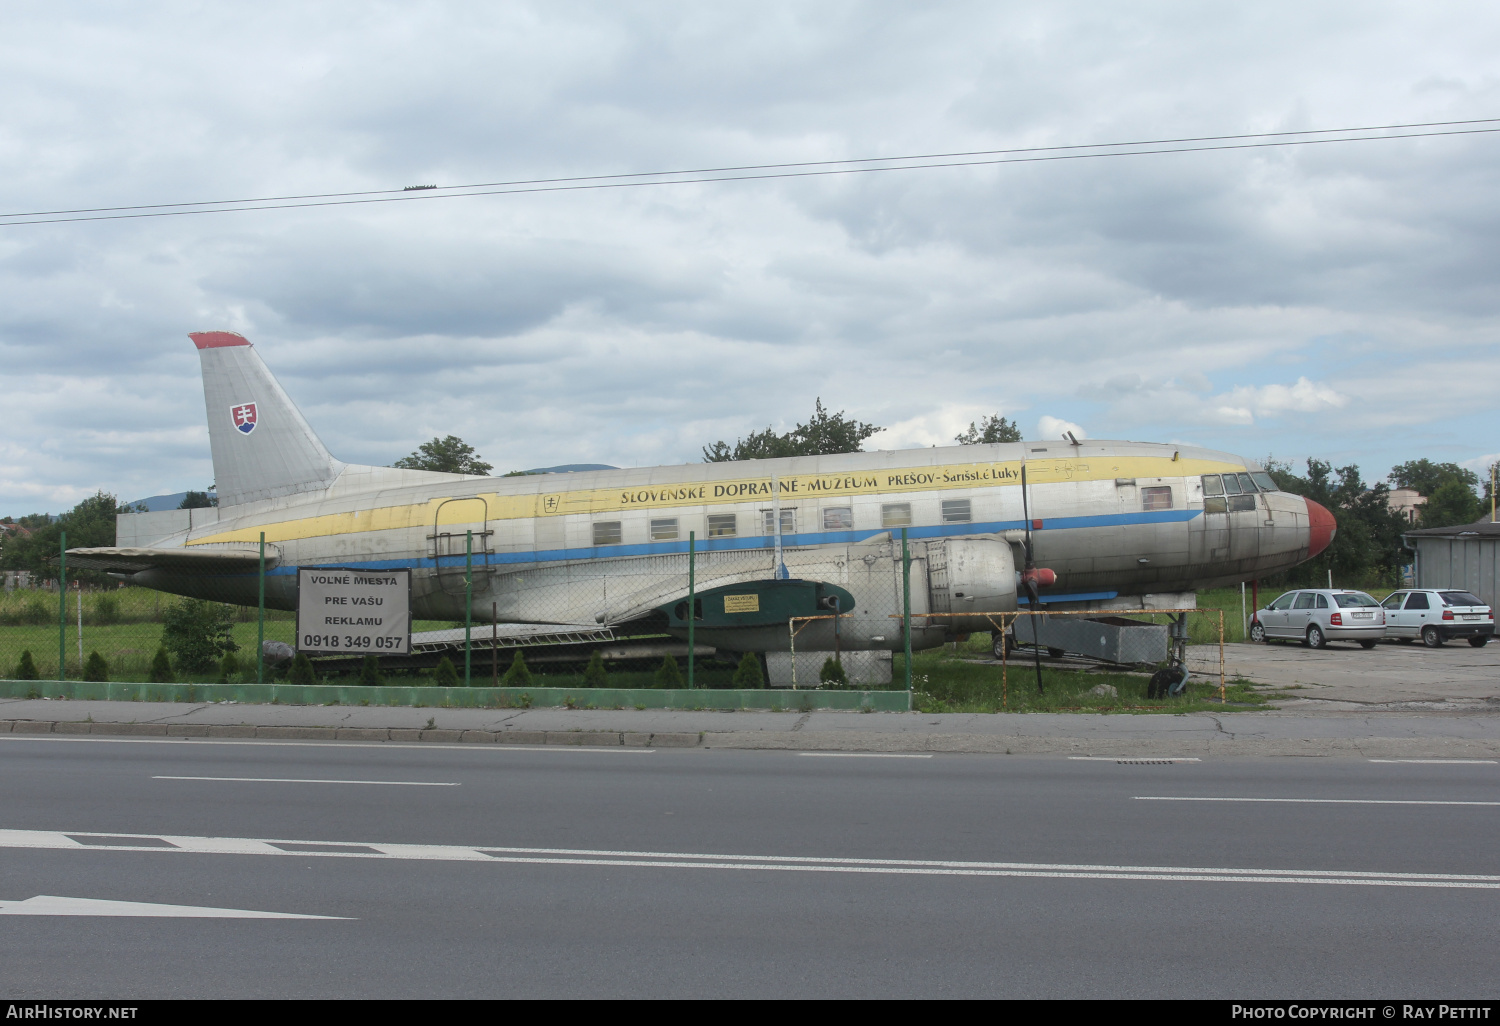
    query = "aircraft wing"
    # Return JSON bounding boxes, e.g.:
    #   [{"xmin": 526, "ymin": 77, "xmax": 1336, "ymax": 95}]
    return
[{"xmin": 64, "ymin": 546, "xmax": 280, "ymax": 575}]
